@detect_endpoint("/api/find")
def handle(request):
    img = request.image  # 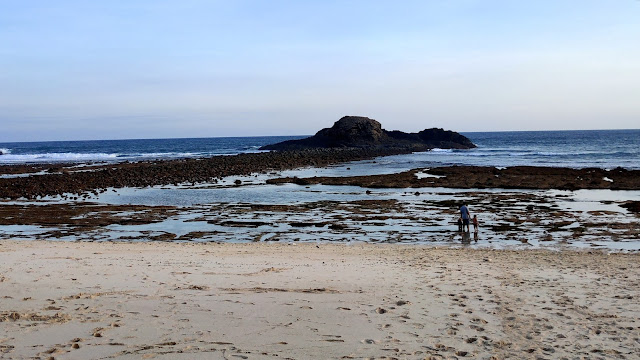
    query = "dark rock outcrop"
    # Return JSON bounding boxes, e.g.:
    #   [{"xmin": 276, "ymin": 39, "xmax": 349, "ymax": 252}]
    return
[
  {"xmin": 259, "ymin": 116, "xmax": 475, "ymax": 151},
  {"xmin": 266, "ymin": 166, "xmax": 640, "ymax": 190},
  {"xmin": 621, "ymin": 201, "xmax": 640, "ymax": 214}
]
